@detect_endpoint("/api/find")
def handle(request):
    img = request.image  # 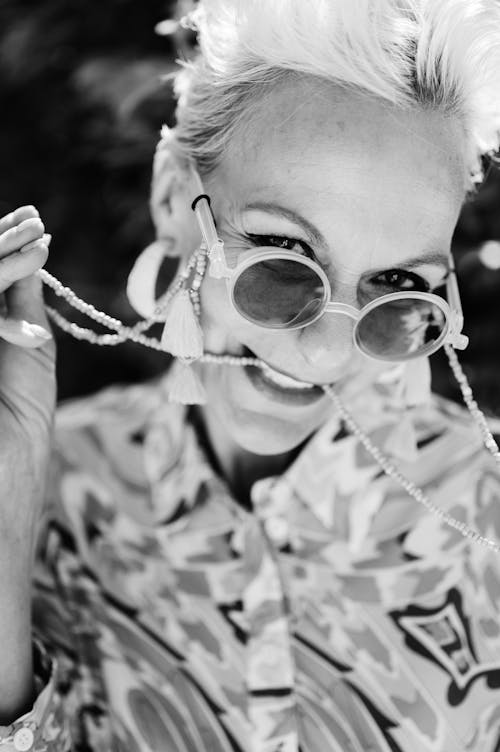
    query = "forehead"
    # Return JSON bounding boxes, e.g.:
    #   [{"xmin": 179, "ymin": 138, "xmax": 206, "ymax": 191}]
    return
[{"xmin": 211, "ymin": 77, "xmax": 466, "ymax": 270}]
